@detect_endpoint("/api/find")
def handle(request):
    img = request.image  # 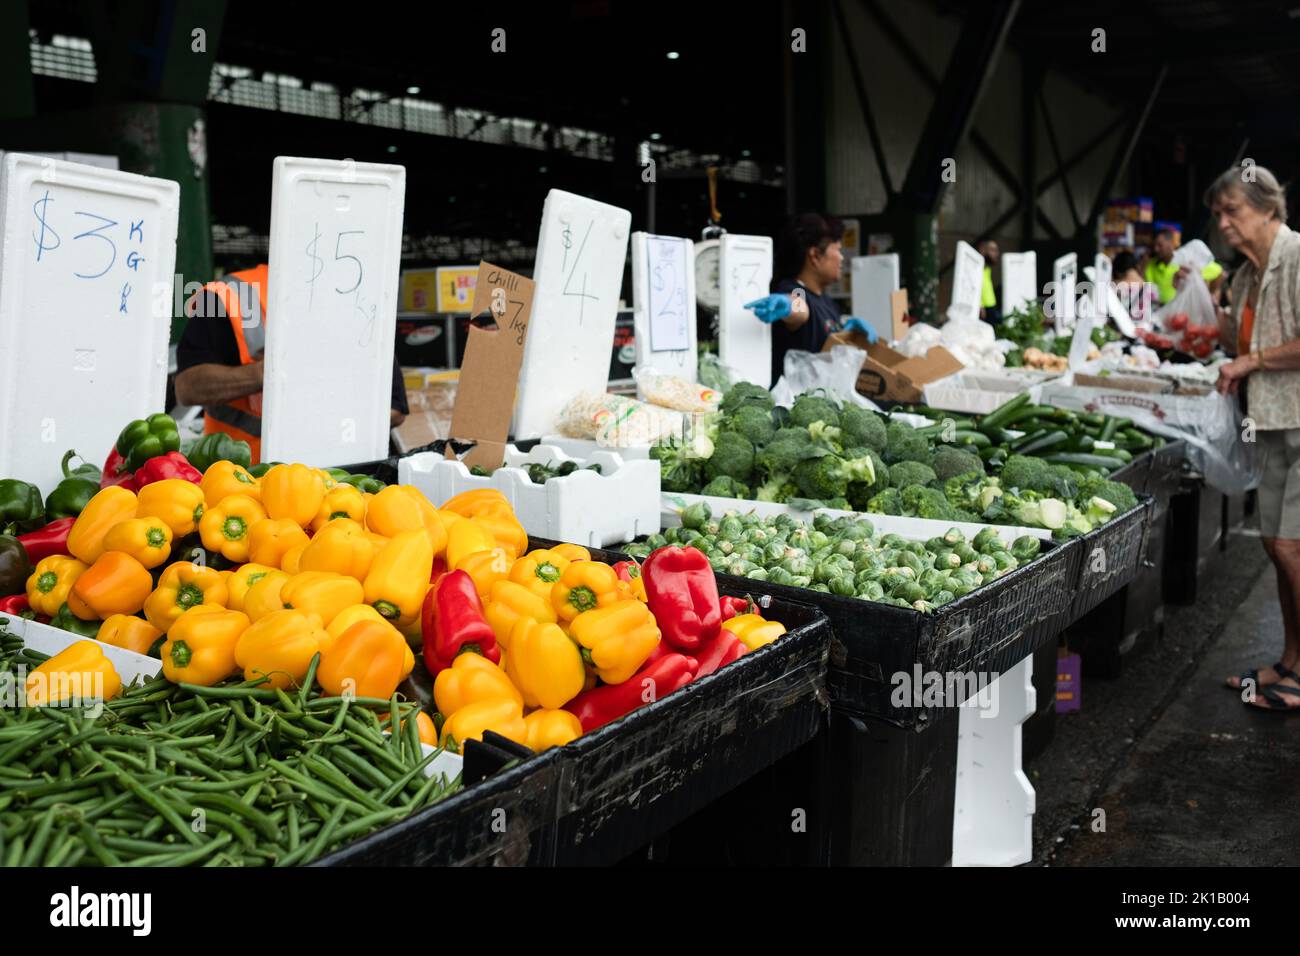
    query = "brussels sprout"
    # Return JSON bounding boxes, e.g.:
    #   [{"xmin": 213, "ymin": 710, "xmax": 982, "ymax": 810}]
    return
[
  {"xmin": 950, "ymin": 582, "xmax": 975, "ymax": 598},
  {"xmin": 895, "ymin": 581, "xmax": 927, "ymax": 604},
  {"xmin": 942, "ymin": 527, "xmax": 965, "ymax": 547},
  {"xmin": 880, "ymin": 534, "xmax": 908, "ymax": 550},
  {"xmin": 954, "ymin": 543, "xmax": 978, "ymax": 564},
  {"xmin": 976, "ymin": 554, "xmax": 998, "ymax": 575},
  {"xmin": 645, "ymin": 533, "xmax": 668, "ymax": 550},
  {"xmin": 810, "ymin": 583, "xmax": 831, "ymax": 593},
  {"xmin": 808, "ymin": 530, "xmax": 831, "ymax": 550},
  {"xmin": 829, "ymin": 575, "xmax": 857, "ymax": 597},
  {"xmin": 834, "ymin": 538, "xmax": 858, "ymax": 559},
  {"xmin": 933, "ymin": 549, "xmax": 961, "ymax": 570},
  {"xmin": 743, "ymin": 527, "xmax": 772, "ymax": 546},
  {"xmin": 736, "ymin": 544, "xmax": 766, "ymax": 565},
  {"xmin": 782, "ymin": 556, "xmax": 814, "ymax": 578},
  {"xmin": 709, "ymin": 555, "xmax": 729, "ymax": 573},
  {"xmin": 765, "ymin": 541, "xmax": 788, "ymax": 564},
  {"xmin": 746, "ymin": 568, "xmax": 769, "ymax": 581},
  {"xmin": 728, "ymin": 559, "xmax": 760, "ymax": 576},
  {"xmin": 719, "ymin": 515, "xmax": 745, "ymax": 540},
  {"xmin": 925, "ymin": 536, "xmax": 949, "ymax": 553},
  {"xmin": 717, "ymin": 539, "xmax": 737, "ymax": 556},
  {"xmin": 933, "ymin": 589, "xmax": 956, "ymax": 606},
  {"xmin": 912, "ymin": 600, "xmax": 937, "ymax": 614},
  {"xmin": 972, "ymin": 526, "xmax": 1001, "ymax": 552},
  {"xmin": 844, "ymin": 519, "xmax": 875, "ymax": 541},
  {"xmin": 768, "ymin": 566, "xmax": 799, "ymax": 587},
  {"xmin": 813, "ymin": 512, "xmax": 837, "ymax": 534},
  {"xmin": 1011, "ymin": 535, "xmax": 1042, "ymax": 561},
  {"xmin": 993, "ymin": 551, "xmax": 1019, "ymax": 572},
  {"xmin": 623, "ymin": 542, "xmax": 652, "ymax": 560},
  {"xmin": 681, "ymin": 501, "xmax": 711, "ymax": 530},
  {"xmin": 897, "ymin": 551, "xmax": 926, "ymax": 576},
  {"xmin": 789, "ymin": 575, "xmax": 812, "ymax": 588},
  {"xmin": 859, "ymin": 580, "xmax": 886, "ymax": 602}
]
